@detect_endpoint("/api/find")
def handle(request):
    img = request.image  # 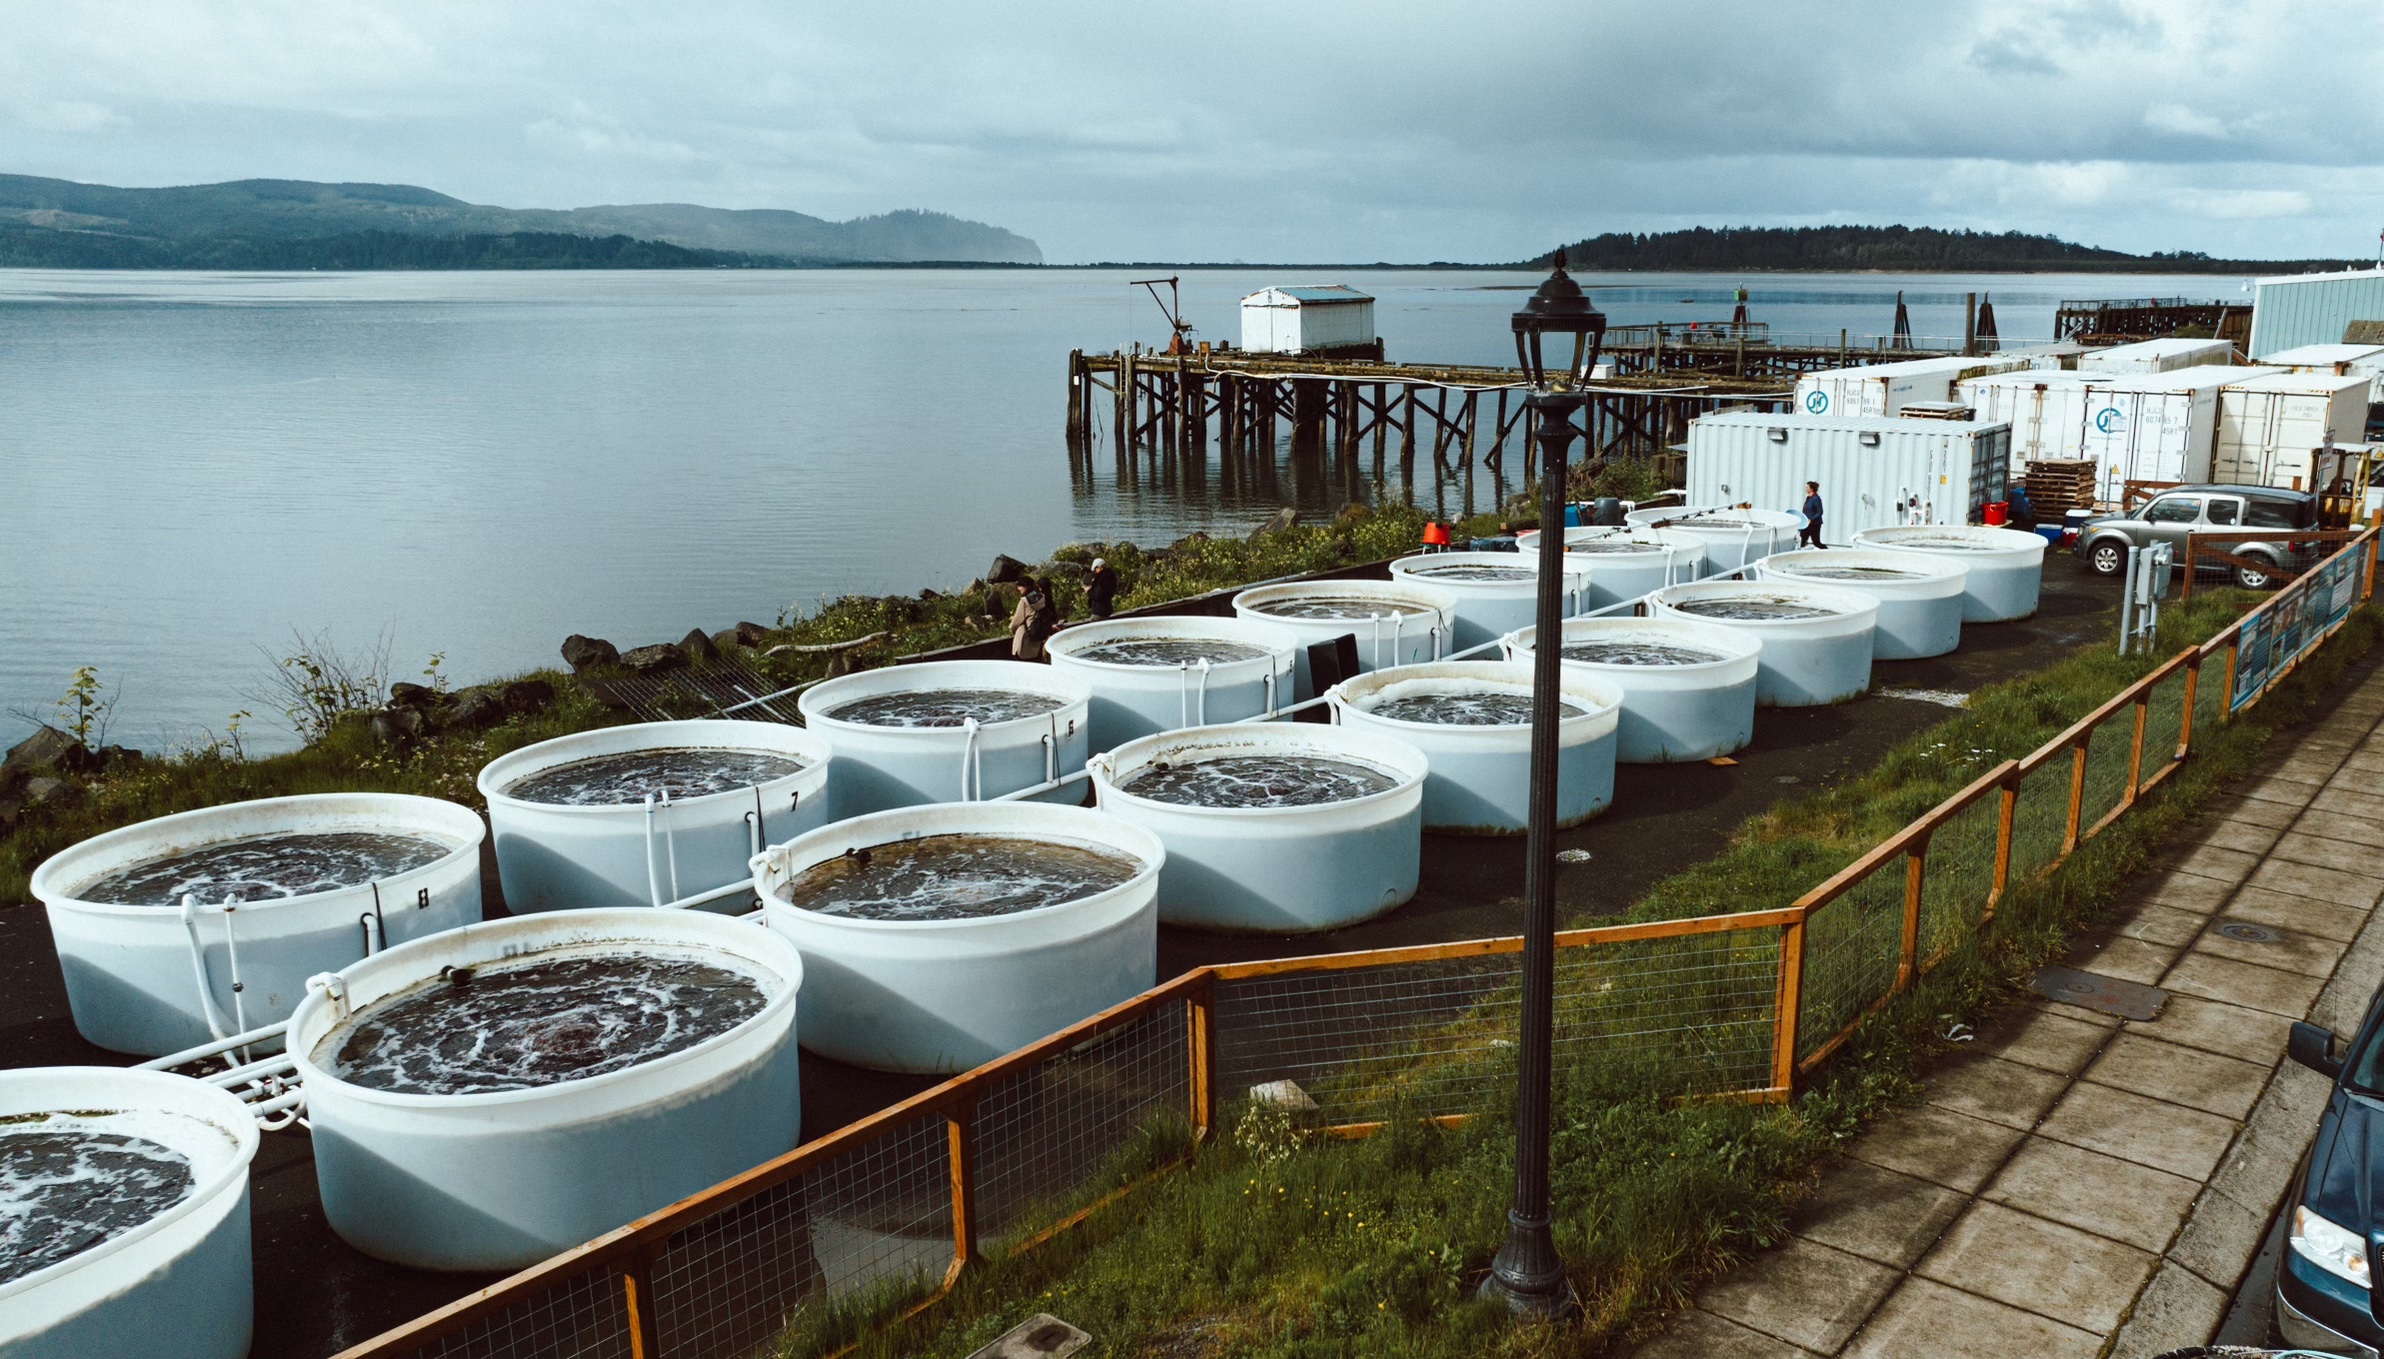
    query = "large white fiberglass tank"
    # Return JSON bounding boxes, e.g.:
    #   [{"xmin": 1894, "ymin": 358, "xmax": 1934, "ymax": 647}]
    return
[
  {"xmin": 1386, "ymin": 552, "xmax": 1590, "ymax": 653},
  {"xmin": 289, "ymin": 908, "xmax": 803, "ymax": 1272},
  {"xmin": 1754, "ymin": 549, "xmax": 1967, "ymax": 660},
  {"xmin": 752, "ymin": 802, "xmax": 1162, "ymax": 1074},
  {"xmin": 1328, "ymin": 662, "xmax": 1621, "ymax": 834},
  {"xmin": 0, "ymin": 1068, "xmax": 258, "ymax": 1359},
  {"xmin": 1516, "ymin": 527, "xmax": 1707, "ymax": 606},
  {"xmin": 1233, "ymin": 580, "xmax": 1457, "ymax": 698},
  {"xmin": 31, "ymin": 794, "xmax": 483, "ymax": 1057},
  {"xmin": 1506, "ymin": 618, "xmax": 1759, "ymax": 763},
  {"xmin": 1089, "ymin": 723, "xmax": 1427, "ymax": 932},
  {"xmin": 1045, "ymin": 616, "xmax": 1300, "ymax": 752},
  {"xmin": 1624, "ymin": 506, "xmax": 1804, "ymax": 577},
  {"xmin": 1650, "ymin": 581, "xmax": 1878, "ymax": 707},
  {"xmin": 1851, "ymin": 524, "xmax": 2048, "ymax": 623},
  {"xmin": 799, "ymin": 660, "xmax": 1091, "ymax": 815},
  {"xmin": 478, "ymin": 720, "xmax": 831, "ymax": 913}
]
